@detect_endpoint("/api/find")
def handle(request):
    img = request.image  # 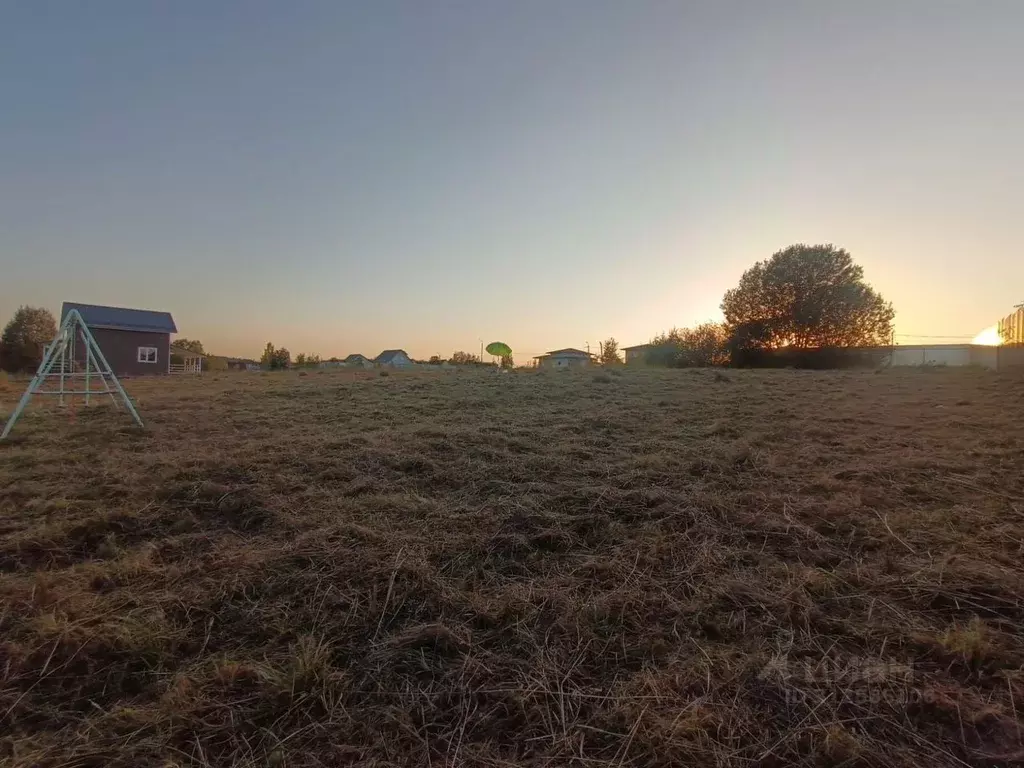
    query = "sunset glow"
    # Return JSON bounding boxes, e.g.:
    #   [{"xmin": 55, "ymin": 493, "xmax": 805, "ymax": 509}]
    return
[{"xmin": 971, "ymin": 325, "xmax": 1002, "ymax": 345}]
